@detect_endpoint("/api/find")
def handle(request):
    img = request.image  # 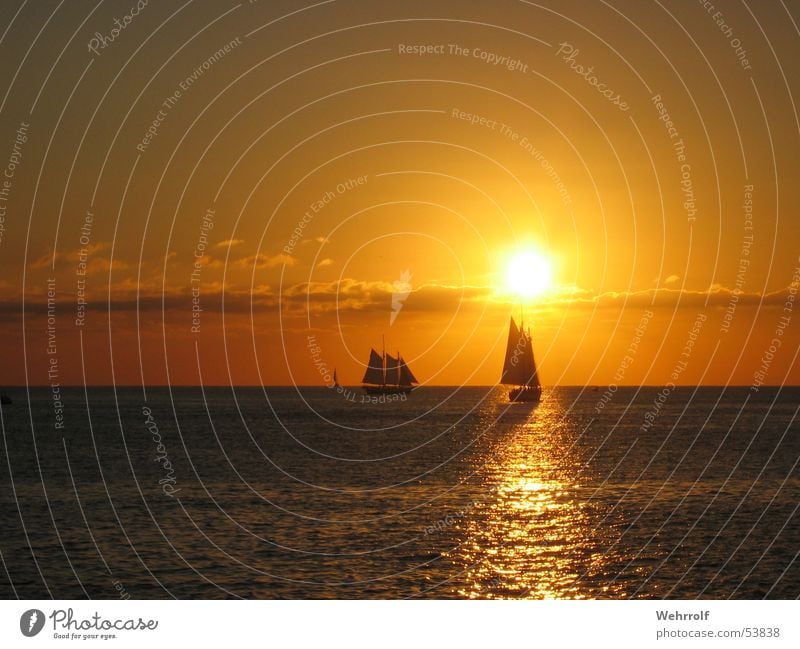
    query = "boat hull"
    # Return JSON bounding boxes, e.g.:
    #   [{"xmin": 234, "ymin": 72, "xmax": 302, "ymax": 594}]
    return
[
  {"xmin": 508, "ymin": 386, "xmax": 541, "ymax": 403},
  {"xmin": 362, "ymin": 385, "xmax": 413, "ymax": 395}
]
